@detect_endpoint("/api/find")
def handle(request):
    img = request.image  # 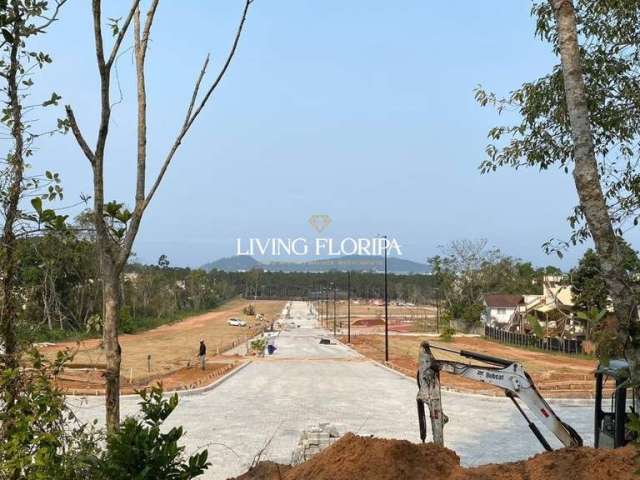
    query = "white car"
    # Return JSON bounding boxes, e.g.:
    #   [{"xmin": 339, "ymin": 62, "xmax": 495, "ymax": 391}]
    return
[{"xmin": 227, "ymin": 318, "xmax": 247, "ymax": 327}]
